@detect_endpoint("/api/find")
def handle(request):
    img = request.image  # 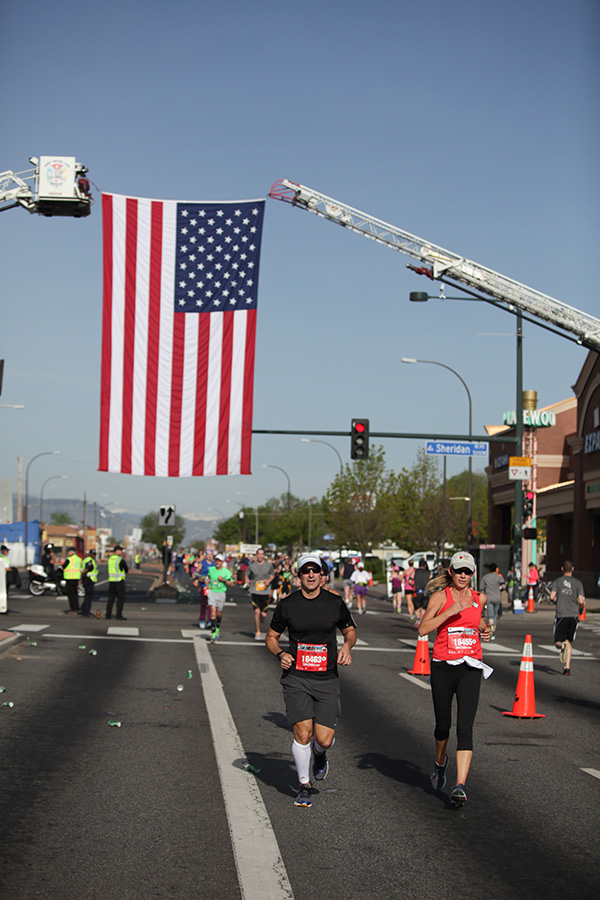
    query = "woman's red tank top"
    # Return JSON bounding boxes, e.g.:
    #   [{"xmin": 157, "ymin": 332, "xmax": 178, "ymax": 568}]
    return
[{"xmin": 432, "ymin": 586, "xmax": 483, "ymax": 661}]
